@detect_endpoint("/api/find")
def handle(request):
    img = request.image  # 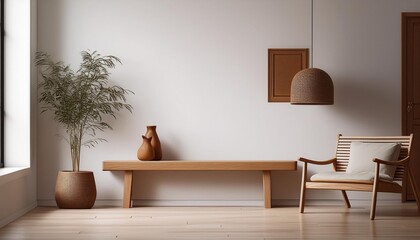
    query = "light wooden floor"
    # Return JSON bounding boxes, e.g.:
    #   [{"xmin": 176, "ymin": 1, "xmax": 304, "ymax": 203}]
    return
[{"xmin": 1, "ymin": 202, "xmax": 420, "ymax": 240}]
